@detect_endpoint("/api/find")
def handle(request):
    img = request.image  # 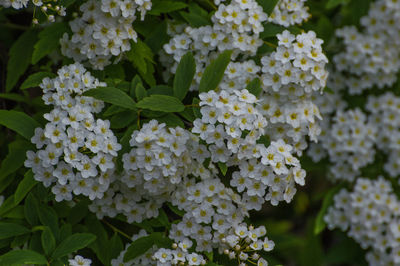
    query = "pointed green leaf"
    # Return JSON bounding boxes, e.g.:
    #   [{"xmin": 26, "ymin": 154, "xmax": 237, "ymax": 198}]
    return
[
  {"xmin": 51, "ymin": 233, "xmax": 96, "ymax": 259},
  {"xmin": 0, "ymin": 110, "xmax": 41, "ymax": 140},
  {"xmin": 20, "ymin": 72, "xmax": 56, "ymax": 90},
  {"xmin": 198, "ymin": 50, "xmax": 232, "ymax": 93},
  {"xmin": 148, "ymin": 1, "xmax": 188, "ymax": 15},
  {"xmin": 0, "ymin": 222, "xmax": 30, "ymax": 239},
  {"xmin": 256, "ymin": 0, "xmax": 279, "ymax": 15},
  {"xmin": 123, "ymin": 232, "xmax": 172, "ymax": 262},
  {"xmin": 83, "ymin": 87, "xmax": 136, "ymax": 110},
  {"xmin": 137, "ymin": 95, "xmax": 185, "ymax": 112},
  {"xmin": 0, "ymin": 140, "xmax": 33, "ymax": 181},
  {"xmin": 126, "ymin": 39, "xmax": 154, "ymax": 74},
  {"xmin": 14, "ymin": 170, "xmax": 37, "ymax": 205},
  {"xmin": 157, "ymin": 113, "xmax": 184, "ymax": 128},
  {"xmin": 173, "ymin": 52, "xmax": 196, "ymax": 100},
  {"xmin": 6, "ymin": 30, "xmax": 37, "ymax": 92},
  {"xmin": 32, "ymin": 22, "xmax": 68, "ymax": 64},
  {"xmin": 314, "ymin": 184, "xmax": 345, "ymax": 235},
  {"xmin": 135, "ymin": 83, "xmax": 148, "ymax": 101},
  {"xmin": 41, "ymin": 227, "xmax": 56, "ymax": 255},
  {"xmin": 0, "ymin": 250, "xmax": 47, "ymax": 265},
  {"xmin": 245, "ymin": 78, "xmax": 262, "ymax": 97}
]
